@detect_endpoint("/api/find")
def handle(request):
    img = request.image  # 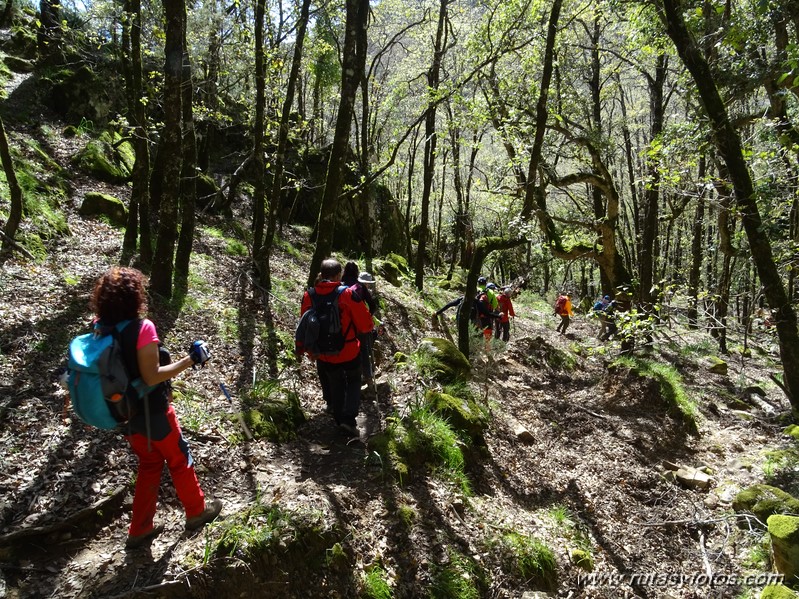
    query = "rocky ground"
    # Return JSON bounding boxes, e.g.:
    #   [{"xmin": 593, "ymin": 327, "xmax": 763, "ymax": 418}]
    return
[{"xmin": 0, "ymin": 65, "xmax": 797, "ymax": 599}]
